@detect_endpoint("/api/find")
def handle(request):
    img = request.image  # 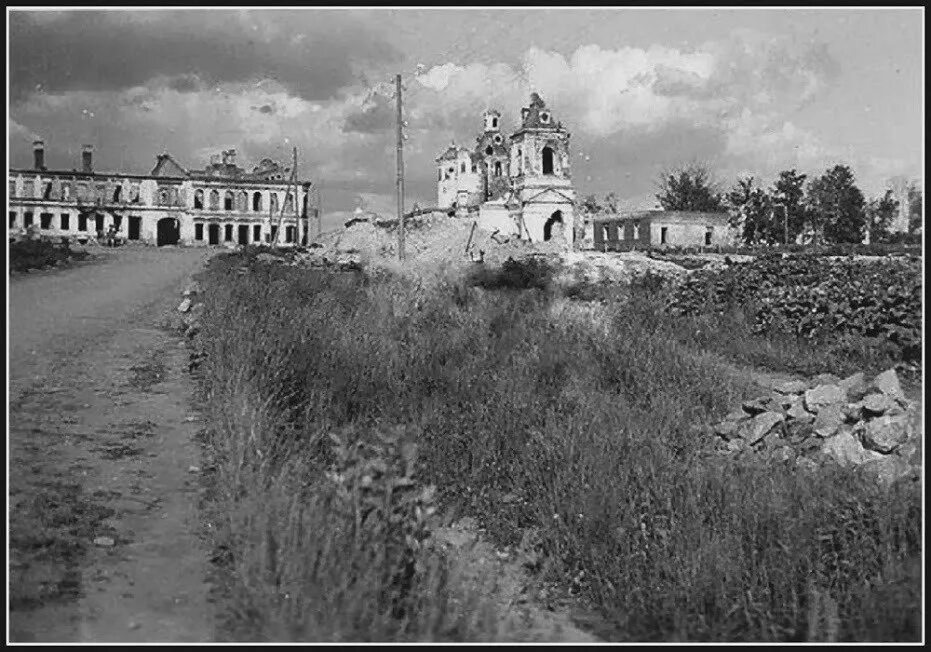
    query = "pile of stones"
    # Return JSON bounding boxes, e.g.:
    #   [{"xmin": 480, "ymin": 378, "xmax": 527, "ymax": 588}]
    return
[
  {"xmin": 710, "ymin": 368, "xmax": 921, "ymax": 486},
  {"xmin": 176, "ymin": 280, "xmax": 207, "ymax": 371}
]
